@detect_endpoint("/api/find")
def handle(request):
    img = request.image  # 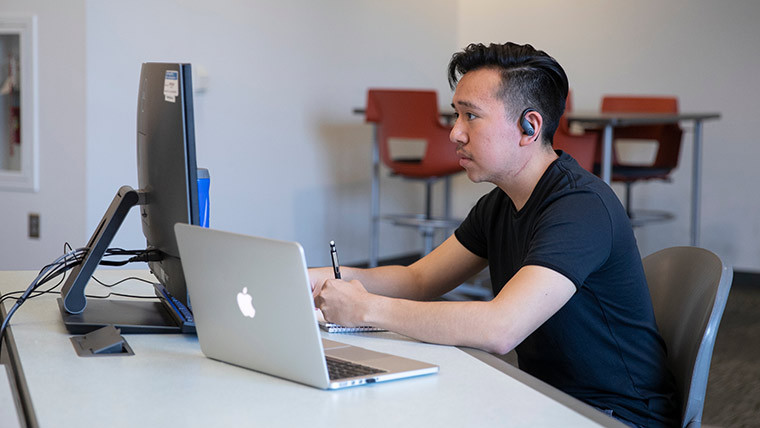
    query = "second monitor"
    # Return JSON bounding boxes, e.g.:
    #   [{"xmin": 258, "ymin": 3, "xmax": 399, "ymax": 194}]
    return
[{"xmin": 59, "ymin": 62, "xmax": 206, "ymax": 334}]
